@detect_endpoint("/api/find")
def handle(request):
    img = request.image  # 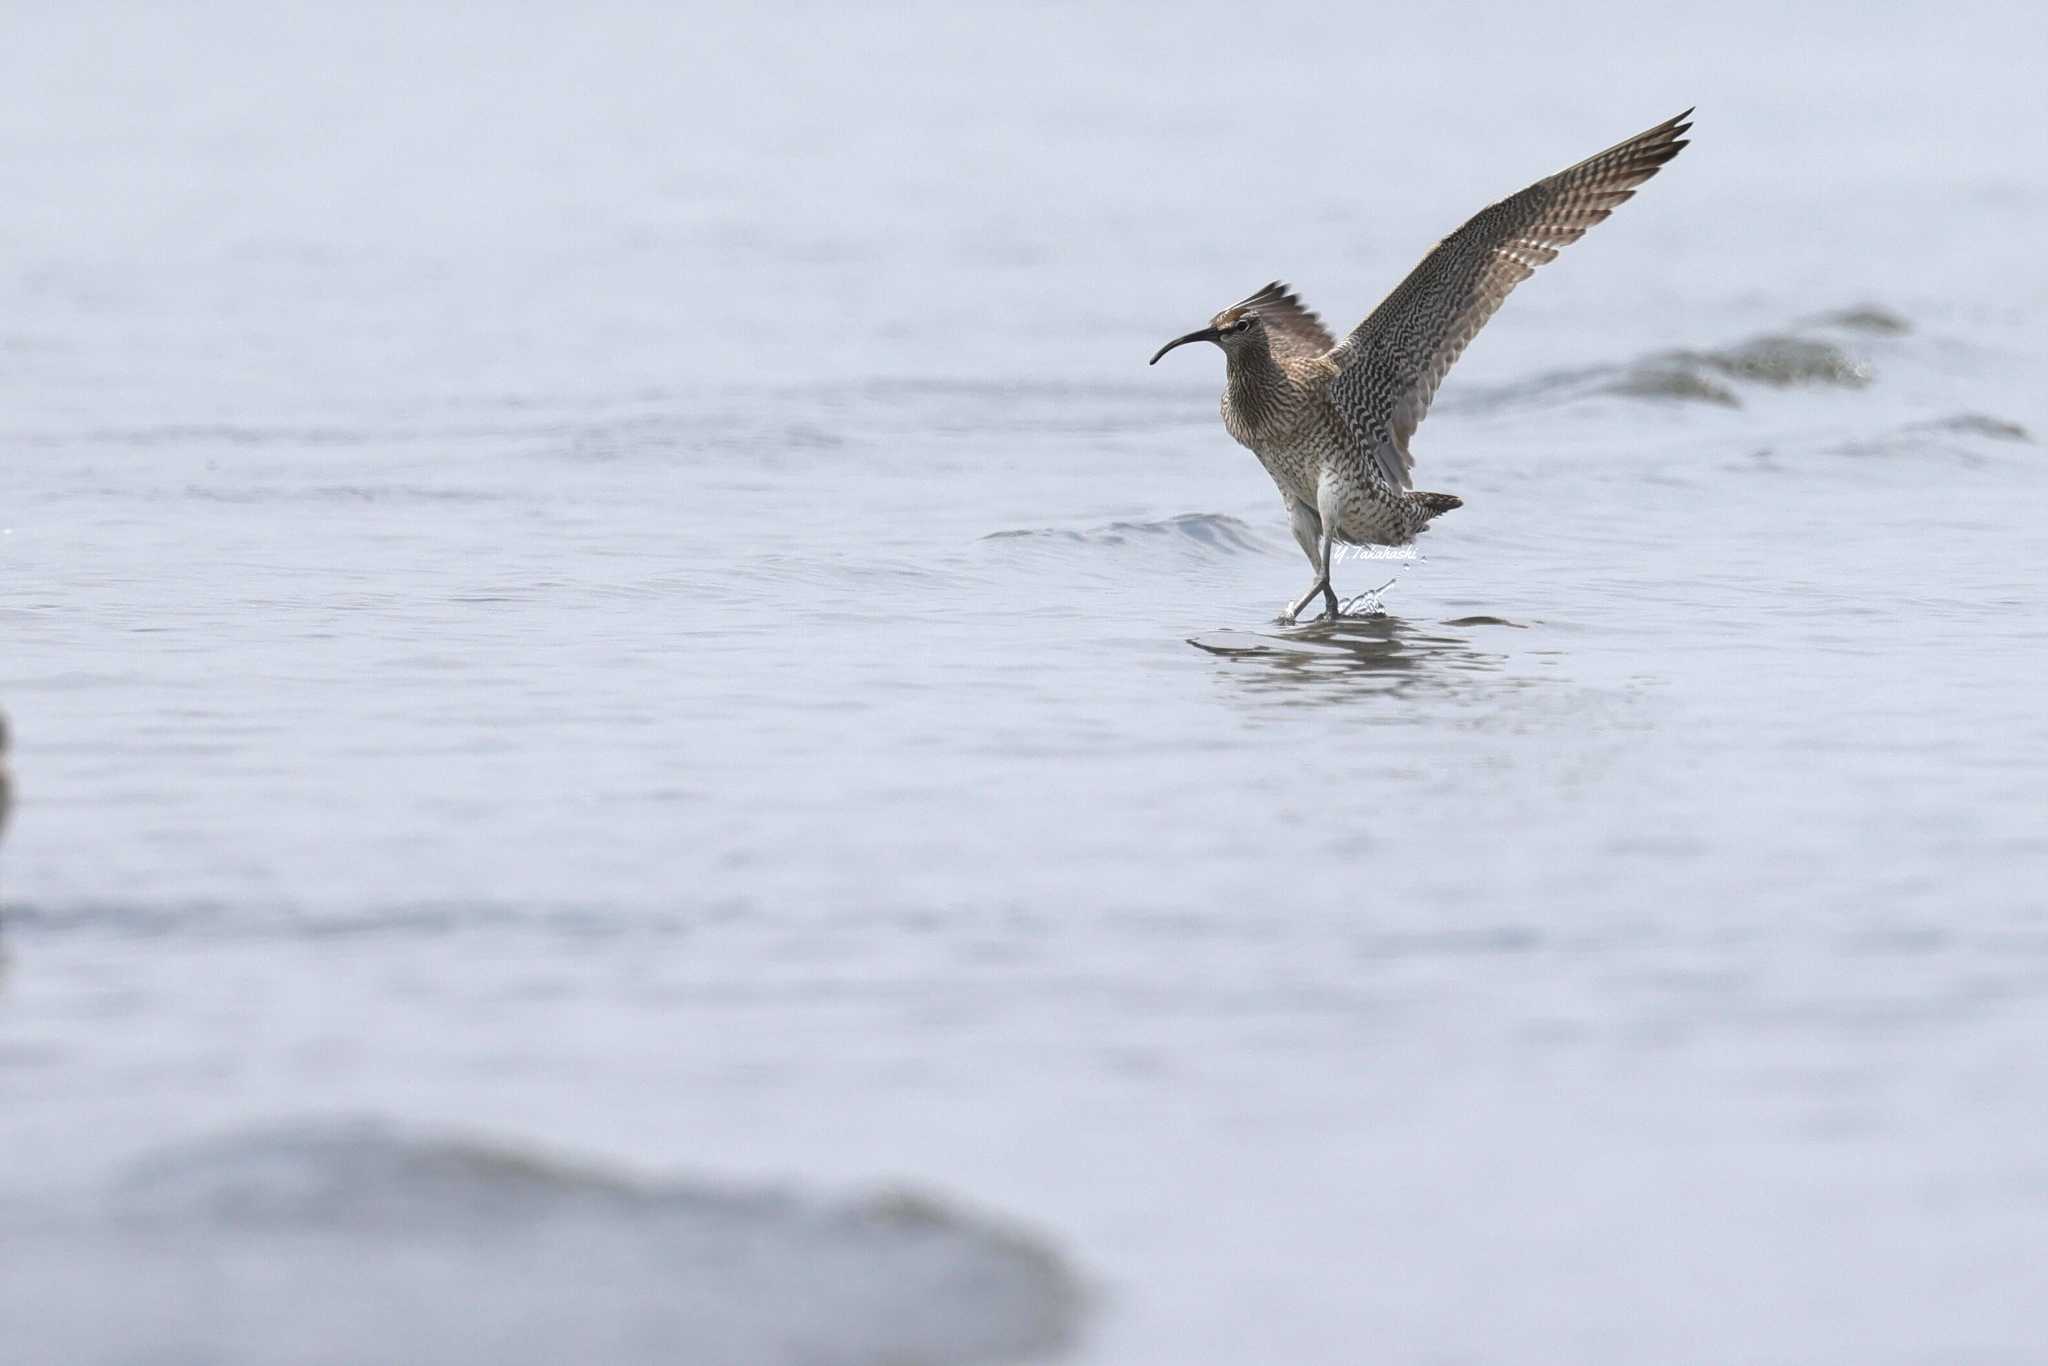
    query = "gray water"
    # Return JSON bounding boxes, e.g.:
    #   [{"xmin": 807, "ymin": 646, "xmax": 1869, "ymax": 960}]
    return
[{"xmin": 5, "ymin": 4, "xmax": 2048, "ymax": 1363}]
